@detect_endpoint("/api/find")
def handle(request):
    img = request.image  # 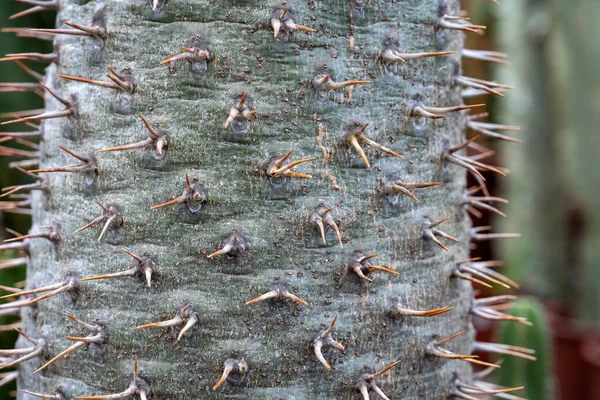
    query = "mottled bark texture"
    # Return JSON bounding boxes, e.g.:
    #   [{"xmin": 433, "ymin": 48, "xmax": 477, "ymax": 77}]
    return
[{"xmin": 19, "ymin": 0, "xmax": 474, "ymax": 398}]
